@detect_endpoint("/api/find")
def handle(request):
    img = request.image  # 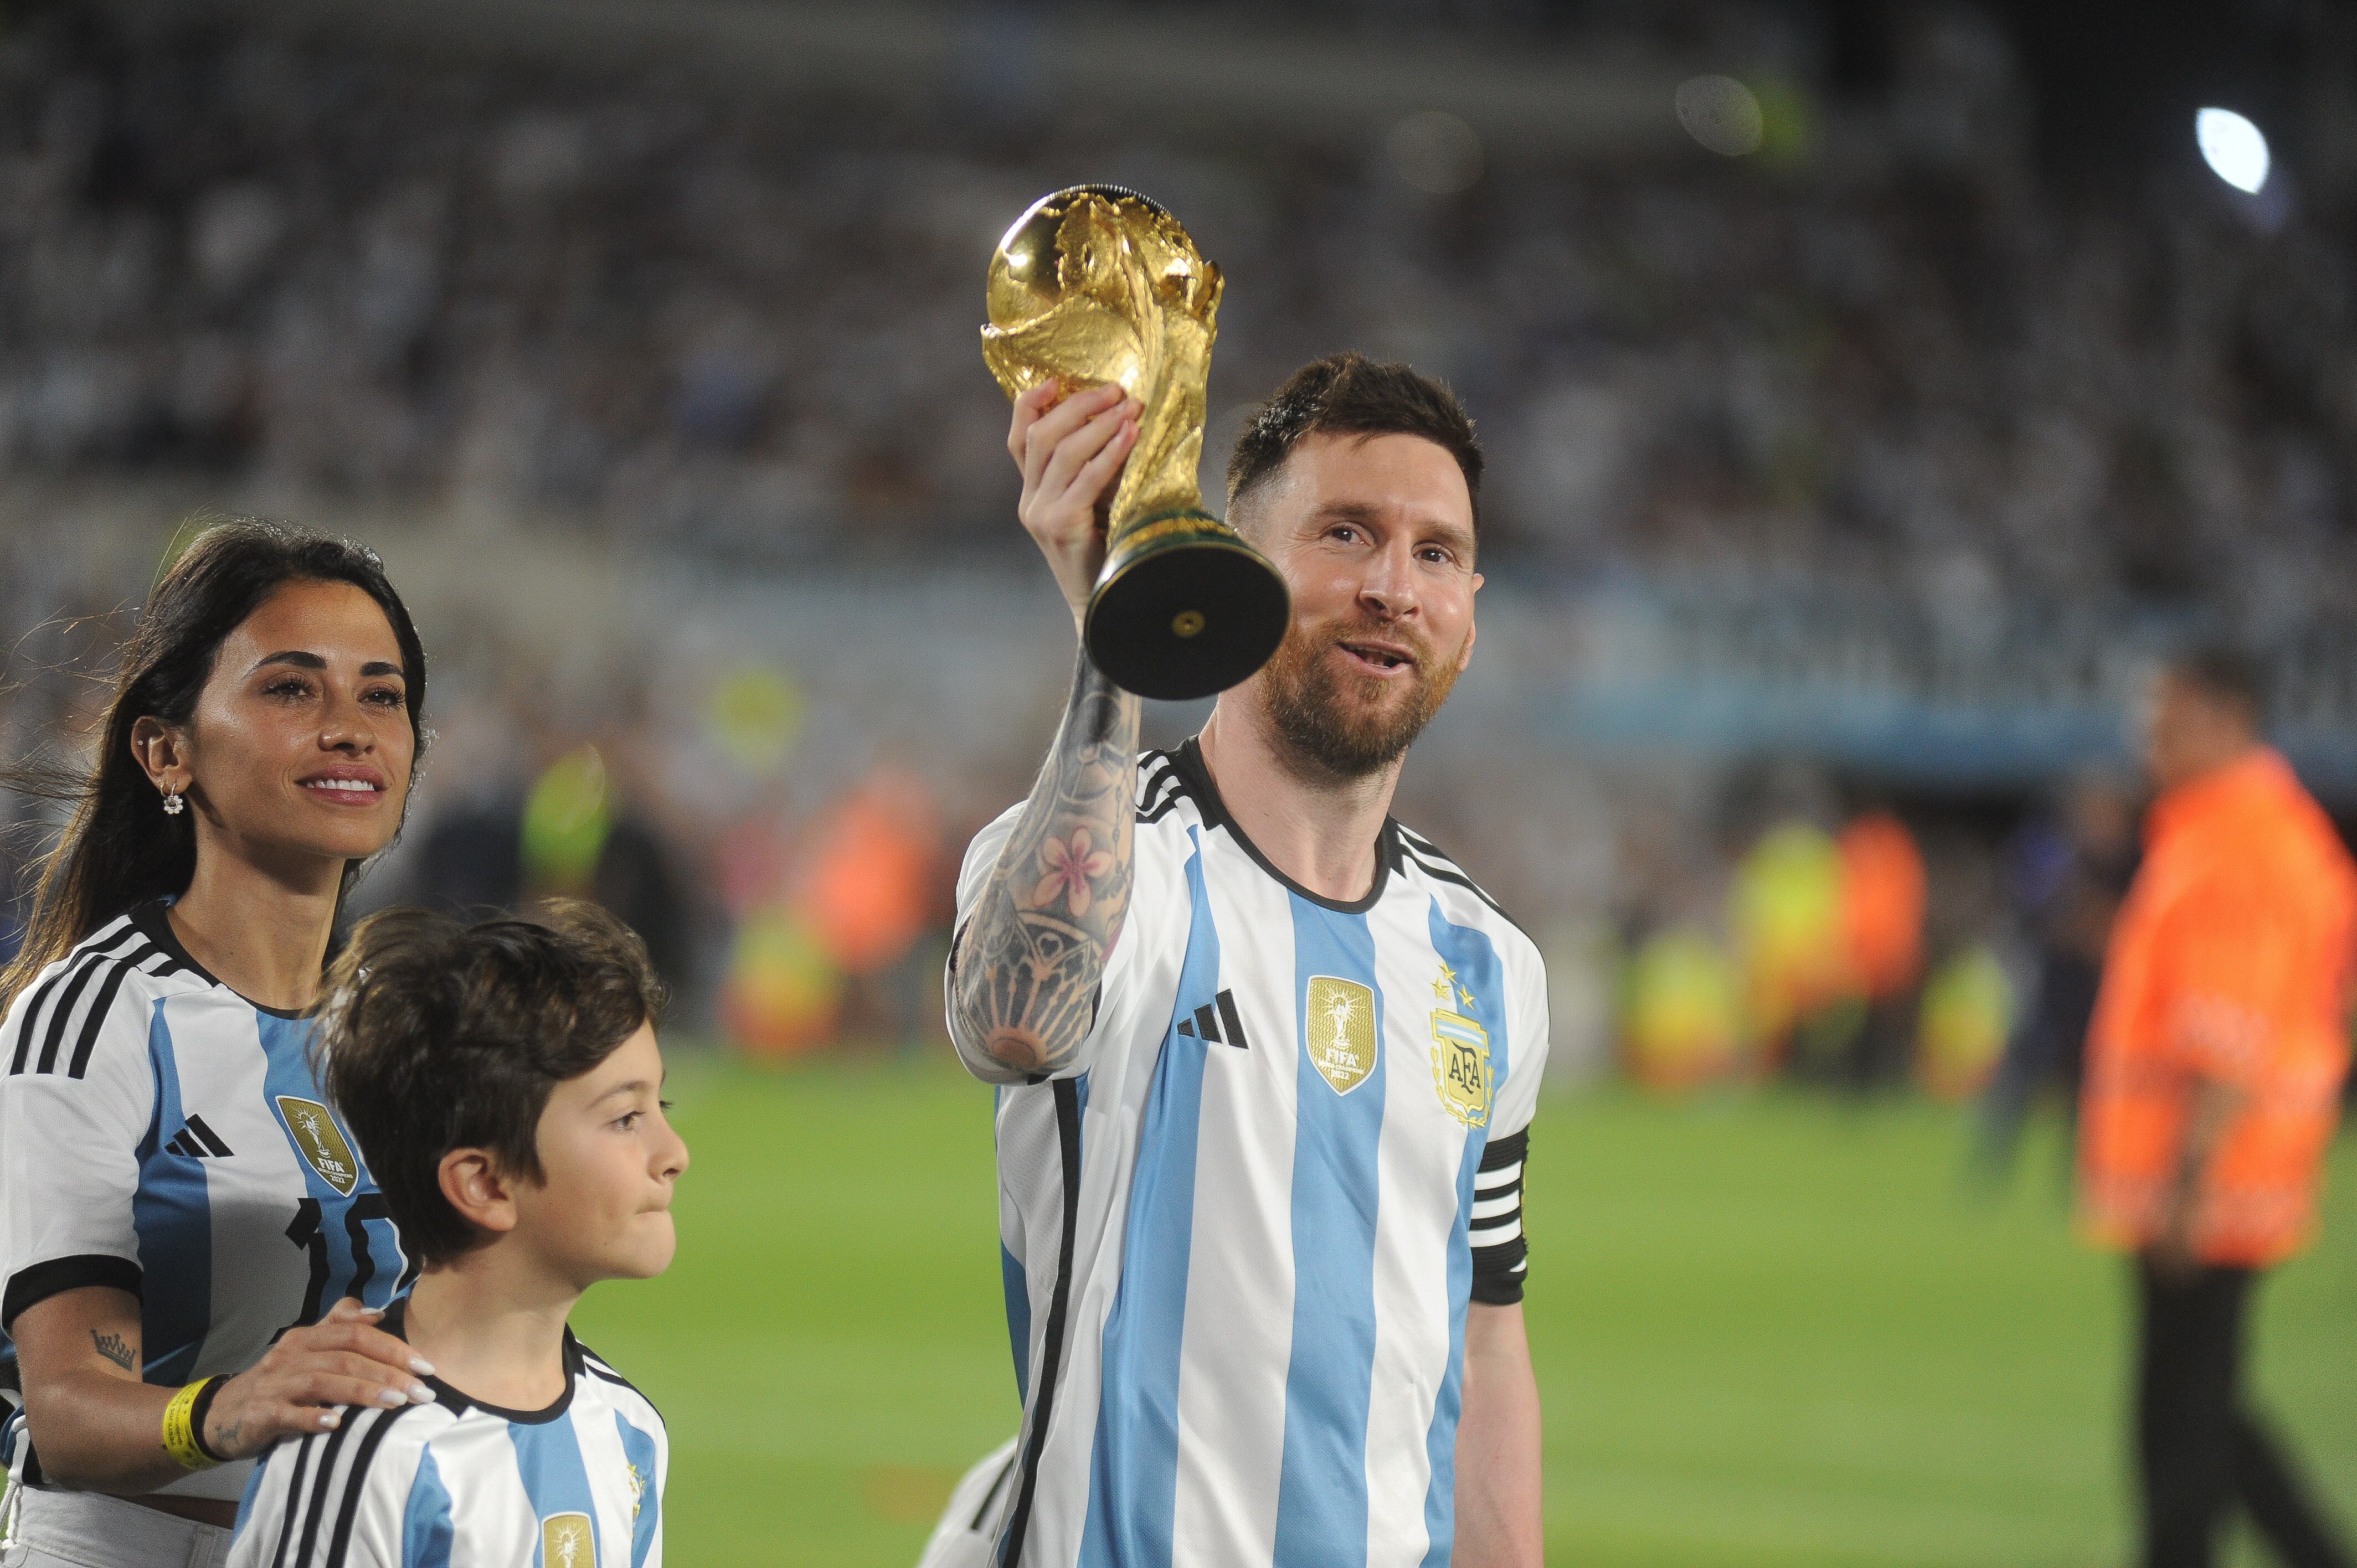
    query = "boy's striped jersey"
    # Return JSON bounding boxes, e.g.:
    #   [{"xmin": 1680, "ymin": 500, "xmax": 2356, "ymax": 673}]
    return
[
  {"xmin": 0, "ymin": 902, "xmax": 409, "ymax": 1501},
  {"xmin": 946, "ymin": 739, "xmax": 1548, "ymax": 1568},
  {"xmin": 229, "ymin": 1298, "xmax": 666, "ymax": 1568}
]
